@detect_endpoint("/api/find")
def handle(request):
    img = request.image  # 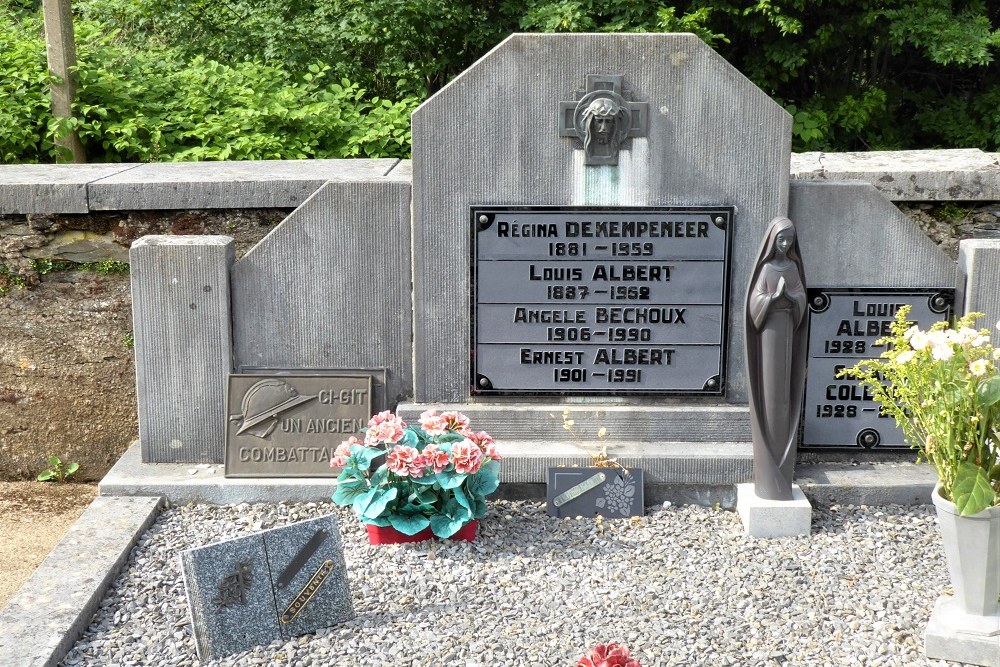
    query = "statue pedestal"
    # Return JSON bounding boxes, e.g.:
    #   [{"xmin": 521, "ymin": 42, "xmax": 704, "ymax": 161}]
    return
[
  {"xmin": 925, "ymin": 596, "xmax": 1000, "ymax": 667},
  {"xmin": 736, "ymin": 483, "xmax": 811, "ymax": 538}
]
